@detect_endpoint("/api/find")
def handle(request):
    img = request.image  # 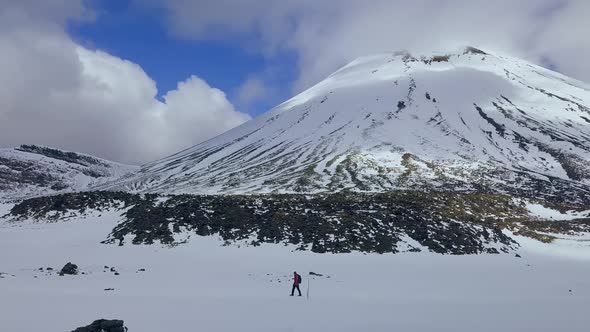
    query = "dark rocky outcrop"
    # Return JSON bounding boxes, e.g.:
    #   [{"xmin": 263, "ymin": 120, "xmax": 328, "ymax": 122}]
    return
[
  {"xmin": 8, "ymin": 191, "xmax": 590, "ymax": 255},
  {"xmin": 16, "ymin": 145, "xmax": 108, "ymax": 168},
  {"xmin": 71, "ymin": 319, "xmax": 126, "ymax": 332},
  {"xmin": 59, "ymin": 262, "xmax": 79, "ymax": 276}
]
